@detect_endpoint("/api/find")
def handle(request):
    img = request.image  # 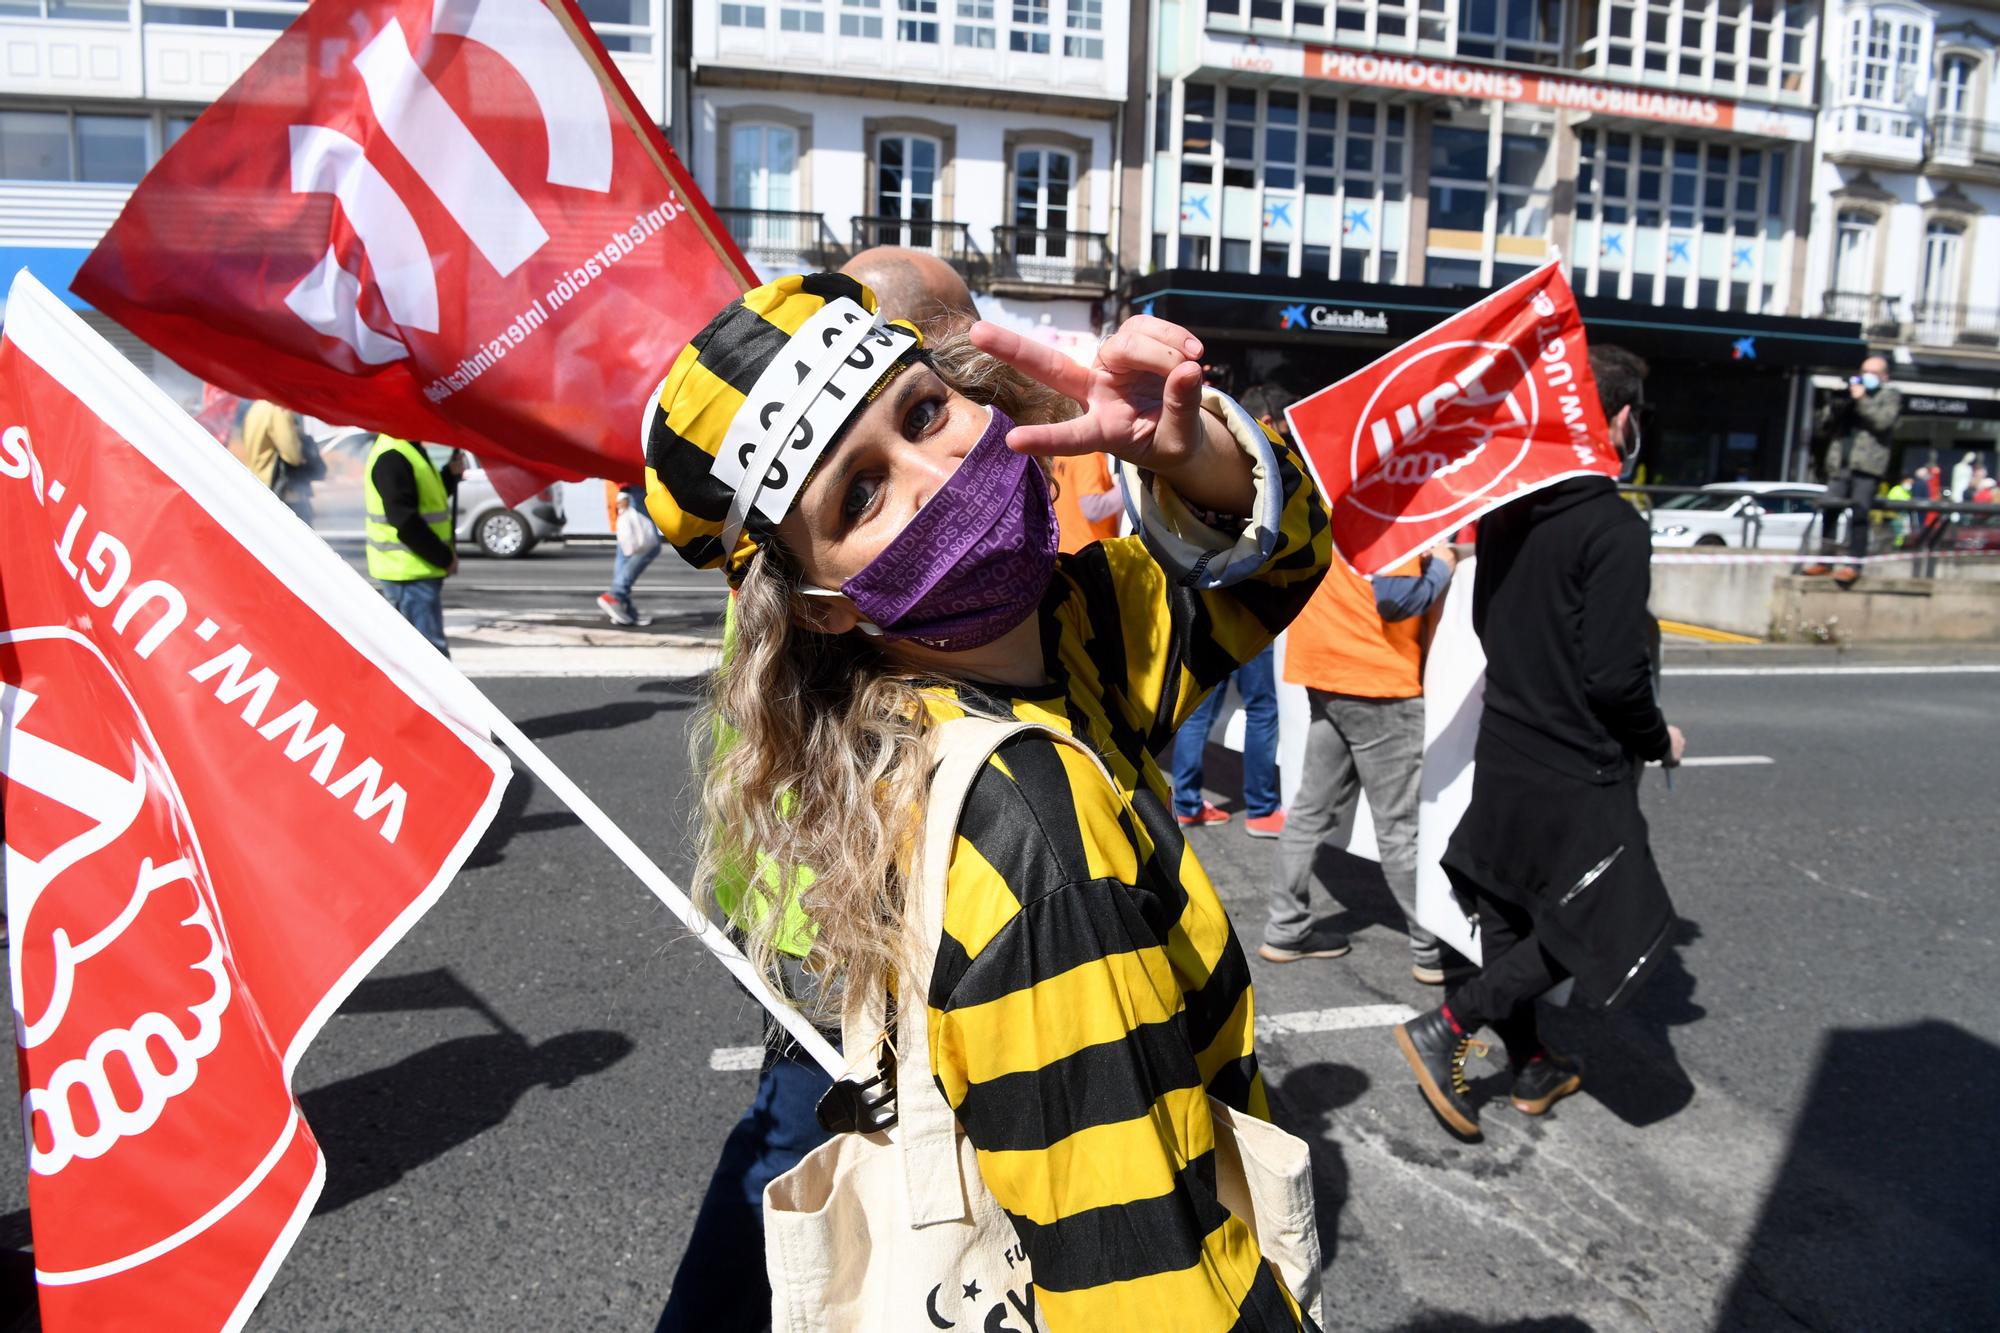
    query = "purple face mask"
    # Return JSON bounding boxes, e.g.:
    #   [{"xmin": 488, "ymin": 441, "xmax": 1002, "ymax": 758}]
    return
[{"xmin": 821, "ymin": 405, "xmax": 1058, "ymax": 651}]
